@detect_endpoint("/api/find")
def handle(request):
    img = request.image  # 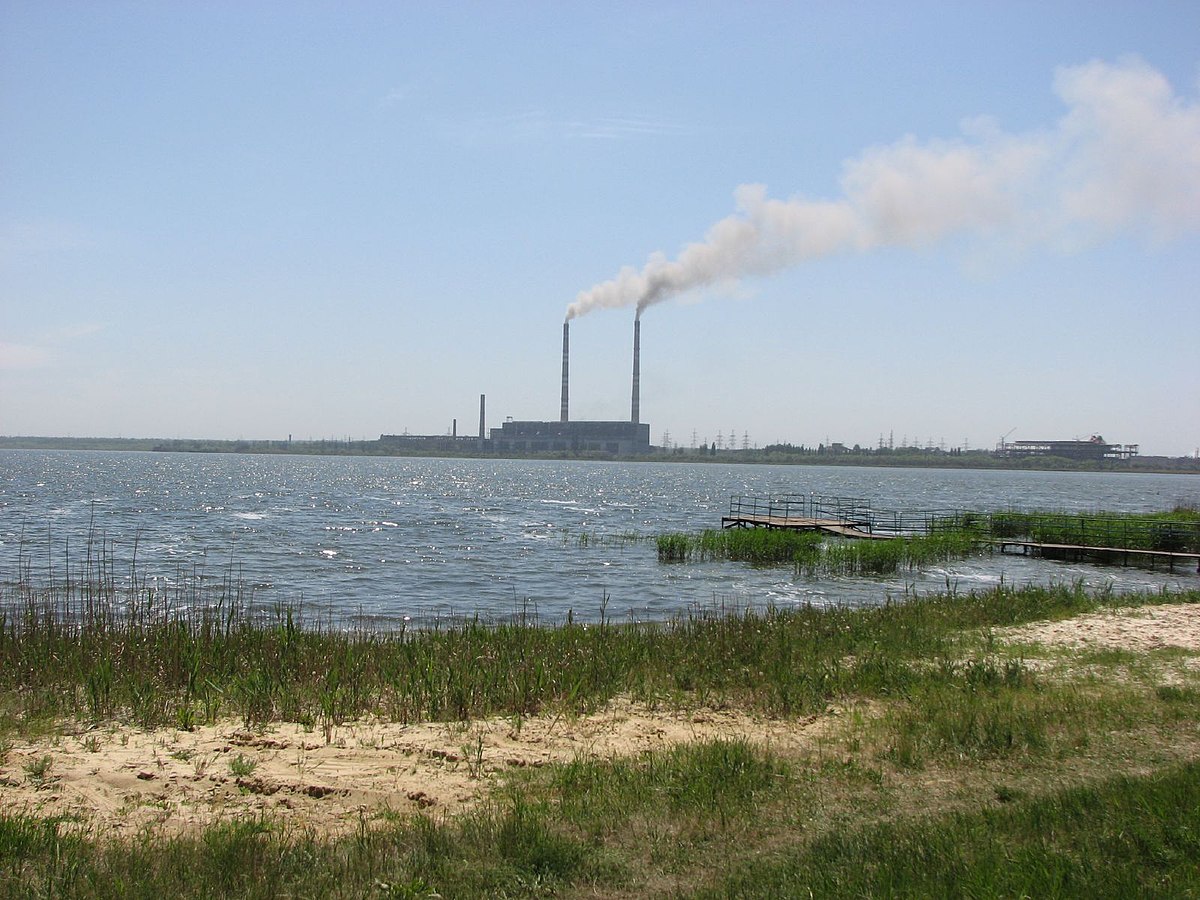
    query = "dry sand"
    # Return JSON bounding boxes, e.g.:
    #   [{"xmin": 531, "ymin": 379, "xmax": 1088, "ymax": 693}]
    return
[
  {"xmin": 995, "ymin": 601, "xmax": 1200, "ymax": 653},
  {"xmin": 4, "ymin": 601, "xmax": 1198, "ymax": 838},
  {"xmin": 0, "ymin": 698, "xmax": 827, "ymax": 837}
]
